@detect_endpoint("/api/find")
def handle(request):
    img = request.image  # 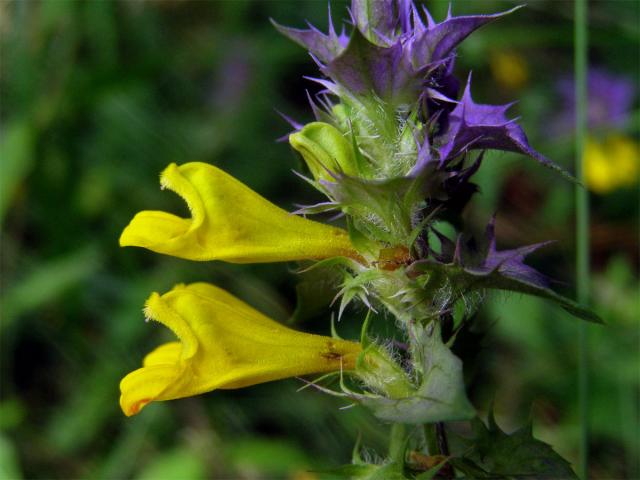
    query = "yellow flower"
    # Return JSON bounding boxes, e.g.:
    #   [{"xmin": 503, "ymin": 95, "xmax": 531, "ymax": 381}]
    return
[
  {"xmin": 120, "ymin": 282, "xmax": 361, "ymax": 416},
  {"xmin": 490, "ymin": 50, "xmax": 529, "ymax": 91},
  {"xmin": 119, "ymin": 162, "xmax": 358, "ymax": 263},
  {"xmin": 585, "ymin": 134, "xmax": 640, "ymax": 194}
]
